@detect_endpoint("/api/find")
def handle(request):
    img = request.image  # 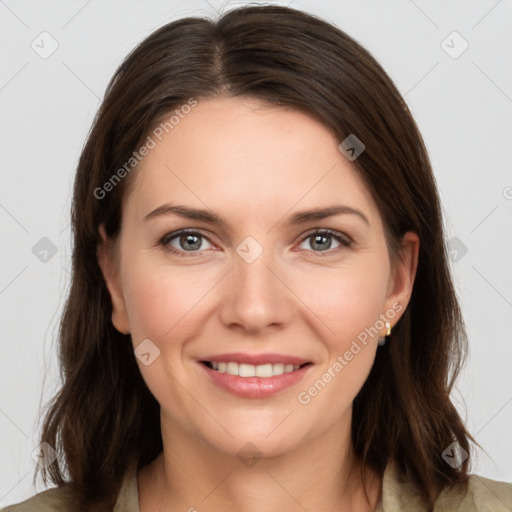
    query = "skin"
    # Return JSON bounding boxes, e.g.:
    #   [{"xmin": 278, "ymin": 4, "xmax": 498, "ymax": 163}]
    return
[{"xmin": 98, "ymin": 97, "xmax": 419, "ymax": 512}]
